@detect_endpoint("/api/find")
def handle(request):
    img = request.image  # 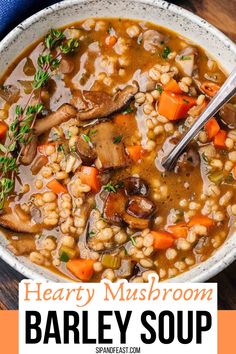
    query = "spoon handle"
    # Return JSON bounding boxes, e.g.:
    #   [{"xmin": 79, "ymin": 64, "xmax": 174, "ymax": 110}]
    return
[{"xmin": 162, "ymin": 67, "xmax": 236, "ymax": 170}]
